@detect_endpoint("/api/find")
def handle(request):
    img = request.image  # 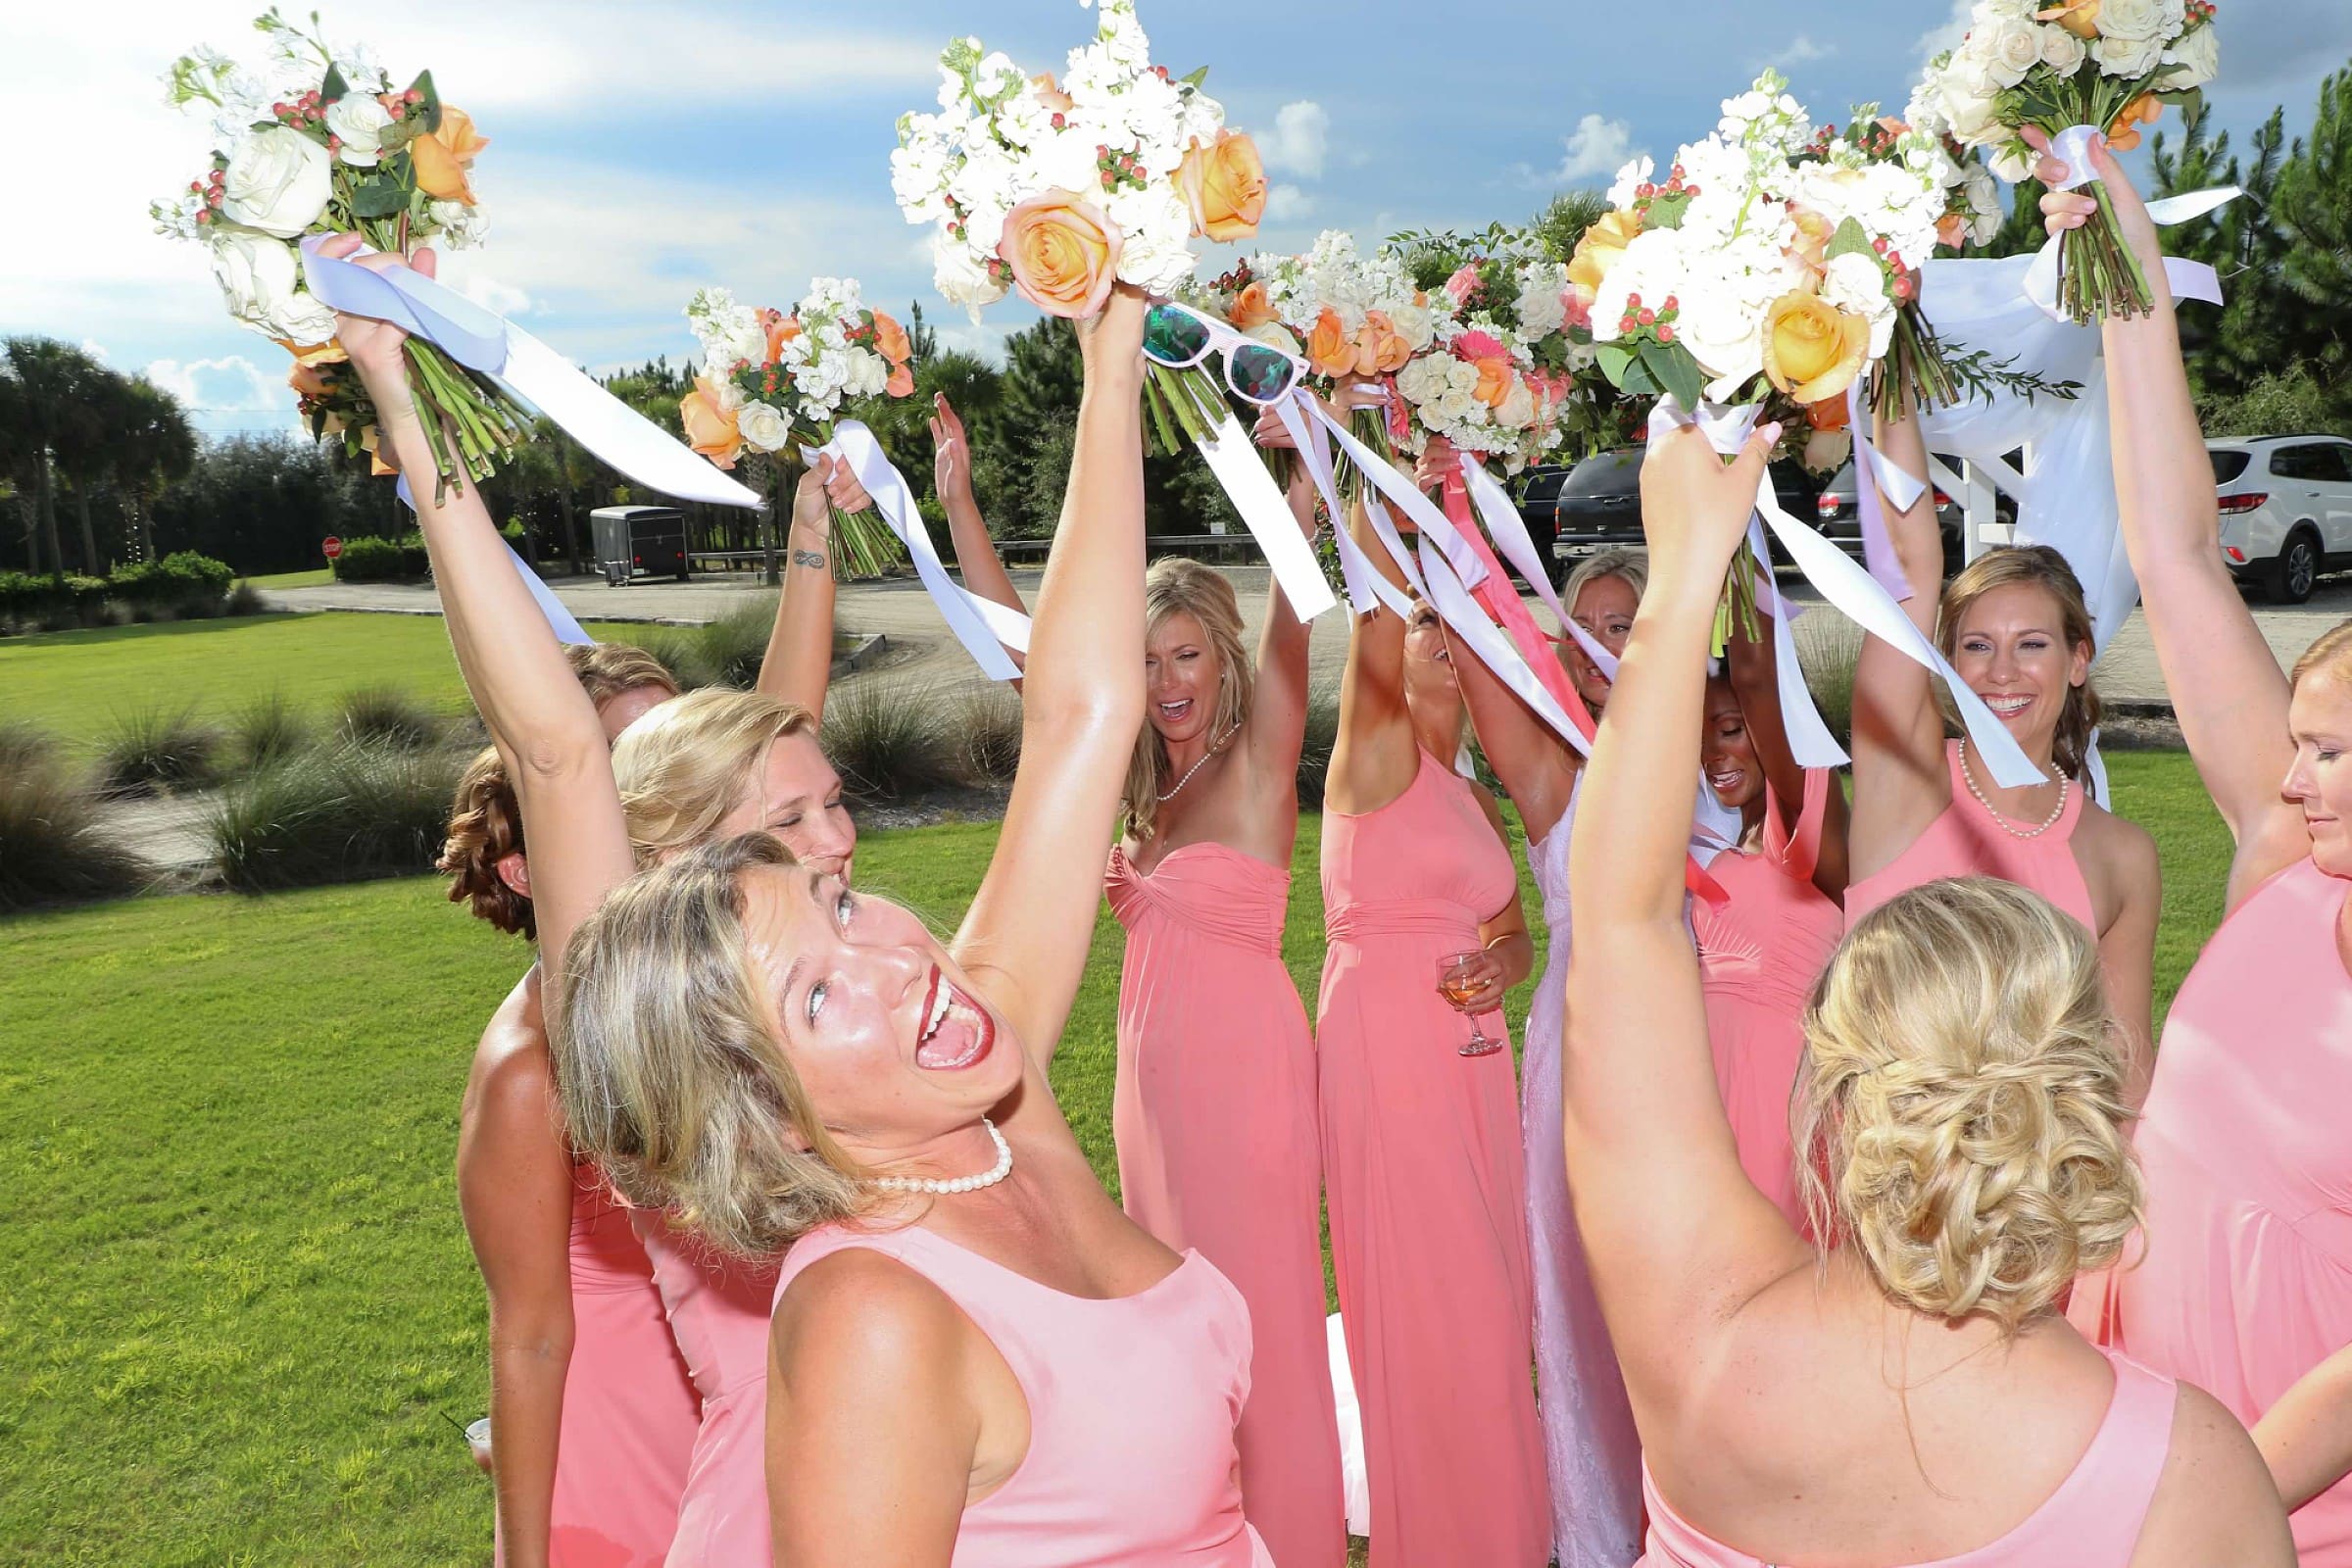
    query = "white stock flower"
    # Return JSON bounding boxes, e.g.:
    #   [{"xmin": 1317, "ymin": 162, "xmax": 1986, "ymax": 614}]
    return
[
  {"xmin": 2093, "ymin": 30, "xmax": 2166, "ymax": 78},
  {"xmin": 1606, "ymin": 155, "xmax": 1655, "ymax": 209},
  {"xmin": 842, "ymin": 350, "xmax": 890, "ymax": 399},
  {"xmin": 1516, "ymin": 267, "xmax": 1568, "ymax": 339},
  {"xmin": 425, "ymin": 200, "xmax": 488, "ymax": 249},
  {"xmin": 1981, "ymin": 16, "xmax": 2044, "ymax": 86},
  {"xmin": 738, "ymin": 401, "xmax": 791, "ymax": 452},
  {"xmin": 331, "ymin": 43, "xmax": 388, "ymax": 95},
  {"xmin": 218, "ymin": 126, "xmax": 333, "ymax": 239},
  {"xmin": 210, "ymin": 228, "xmax": 299, "ymax": 327},
  {"xmin": 1495, "ymin": 375, "xmax": 1536, "ymax": 430},
  {"xmin": 2159, "ymin": 24, "xmax": 2220, "ymax": 89},
  {"xmin": 1822, "ymin": 252, "xmax": 1891, "ymax": 318},
  {"xmin": 323, "ymin": 94, "xmax": 394, "ymax": 168},
  {"xmin": 2040, "ymin": 25, "xmax": 2088, "ymax": 74}
]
